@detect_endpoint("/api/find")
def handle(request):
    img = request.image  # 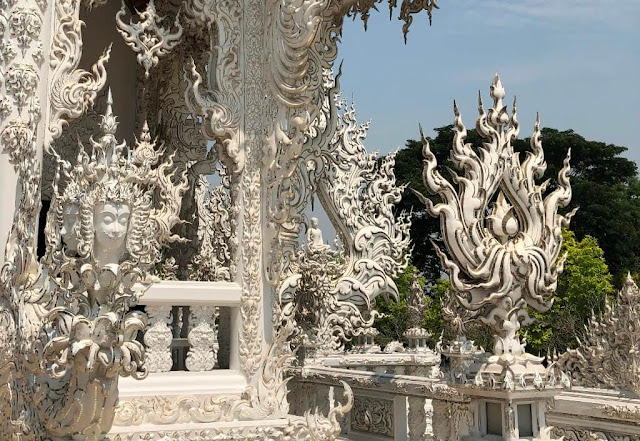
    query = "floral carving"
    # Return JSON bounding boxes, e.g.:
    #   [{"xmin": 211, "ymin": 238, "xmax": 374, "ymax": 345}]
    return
[
  {"xmin": 5, "ymin": 63, "xmax": 38, "ymax": 113},
  {"xmin": 8, "ymin": 7, "xmax": 40, "ymax": 54},
  {"xmin": 144, "ymin": 305, "xmax": 174, "ymax": 373},
  {"xmin": 116, "ymin": 0, "xmax": 183, "ymax": 79},
  {"xmin": 0, "ymin": 119, "xmax": 33, "ymax": 165},
  {"xmin": 186, "ymin": 306, "xmax": 219, "ymax": 371}
]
